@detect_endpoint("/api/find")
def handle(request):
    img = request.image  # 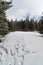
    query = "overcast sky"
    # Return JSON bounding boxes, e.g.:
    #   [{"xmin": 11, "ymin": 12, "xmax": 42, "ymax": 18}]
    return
[{"xmin": 5, "ymin": 0, "xmax": 43, "ymax": 20}]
